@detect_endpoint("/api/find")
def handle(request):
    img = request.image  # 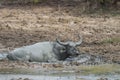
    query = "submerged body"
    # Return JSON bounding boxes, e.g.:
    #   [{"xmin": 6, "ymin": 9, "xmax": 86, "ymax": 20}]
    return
[{"xmin": 7, "ymin": 42, "xmax": 57, "ymax": 62}]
